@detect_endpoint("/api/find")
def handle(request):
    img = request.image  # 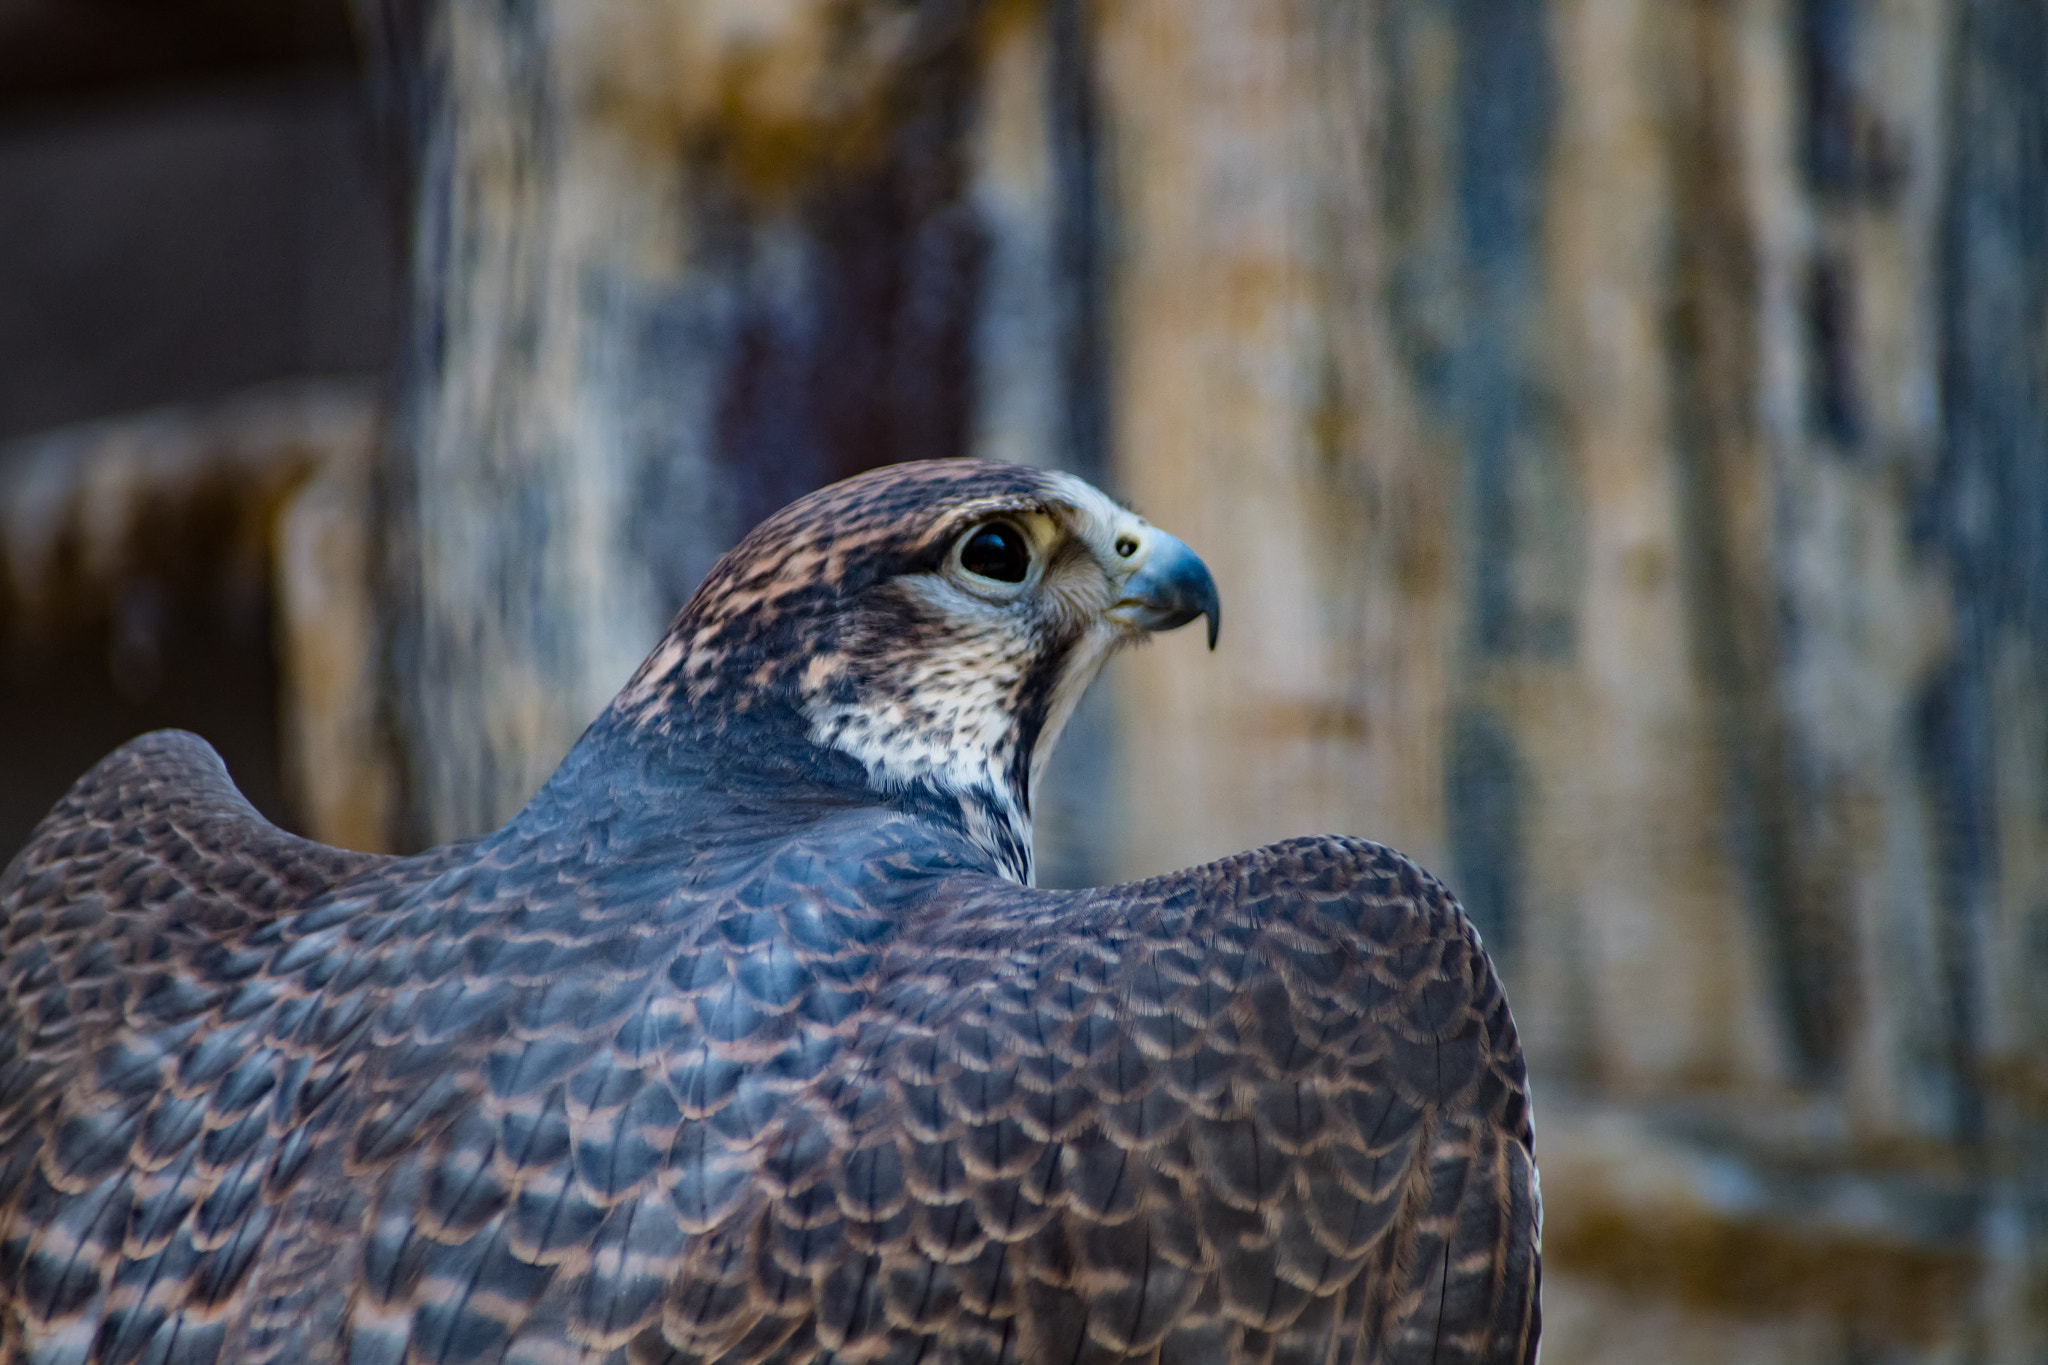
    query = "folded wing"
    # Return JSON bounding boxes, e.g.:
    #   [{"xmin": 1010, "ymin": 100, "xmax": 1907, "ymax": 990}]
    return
[
  {"xmin": 0, "ymin": 732, "xmax": 392, "ymax": 1359},
  {"xmin": 664, "ymin": 834, "xmax": 1540, "ymax": 1365},
  {"xmin": 0, "ymin": 746, "xmax": 1538, "ymax": 1365}
]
